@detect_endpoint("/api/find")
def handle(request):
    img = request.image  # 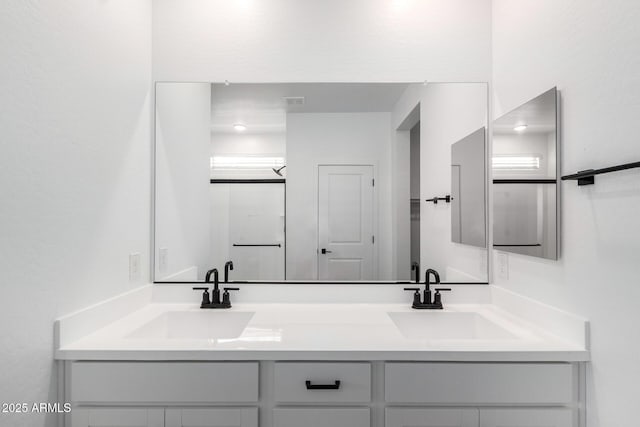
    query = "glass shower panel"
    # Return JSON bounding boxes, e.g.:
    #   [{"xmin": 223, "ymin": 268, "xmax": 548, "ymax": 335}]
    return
[{"xmin": 210, "ymin": 183, "xmax": 285, "ymax": 280}]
